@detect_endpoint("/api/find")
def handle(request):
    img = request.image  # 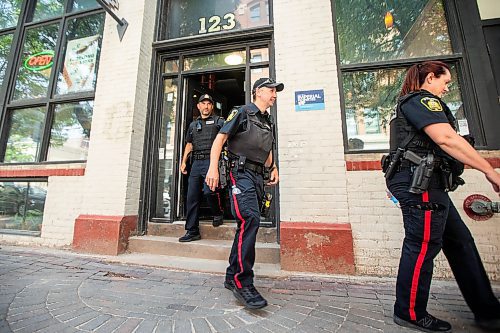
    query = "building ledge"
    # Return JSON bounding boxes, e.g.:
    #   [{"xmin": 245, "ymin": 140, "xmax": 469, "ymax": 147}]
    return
[{"xmin": 0, "ymin": 163, "xmax": 86, "ymax": 177}]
